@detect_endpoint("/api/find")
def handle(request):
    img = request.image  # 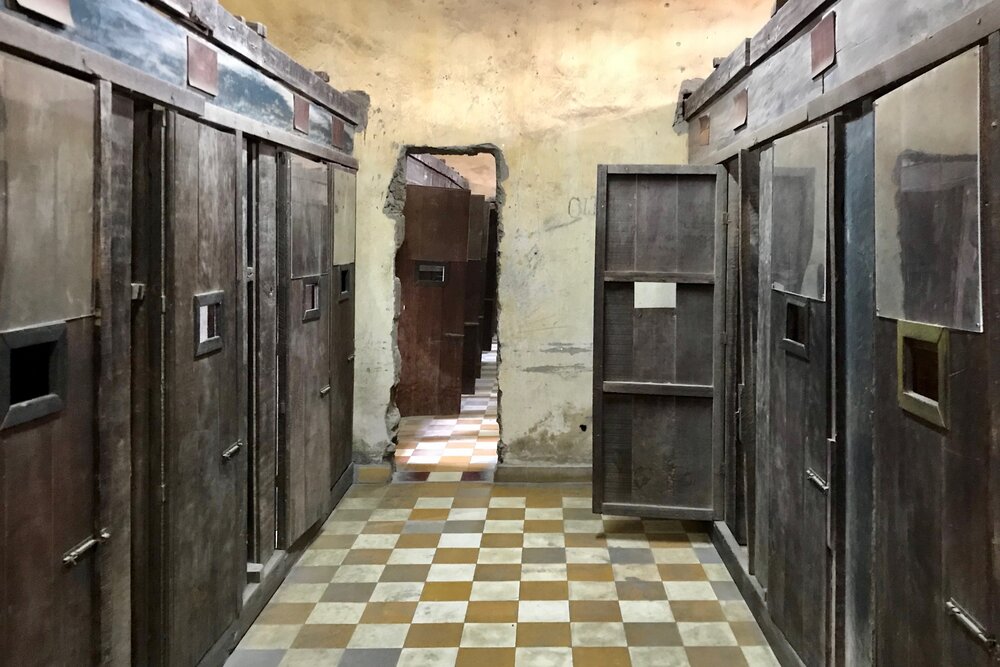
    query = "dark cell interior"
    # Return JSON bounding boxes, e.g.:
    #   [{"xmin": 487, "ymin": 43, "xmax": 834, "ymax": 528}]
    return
[{"xmin": 10, "ymin": 341, "xmax": 55, "ymax": 404}]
